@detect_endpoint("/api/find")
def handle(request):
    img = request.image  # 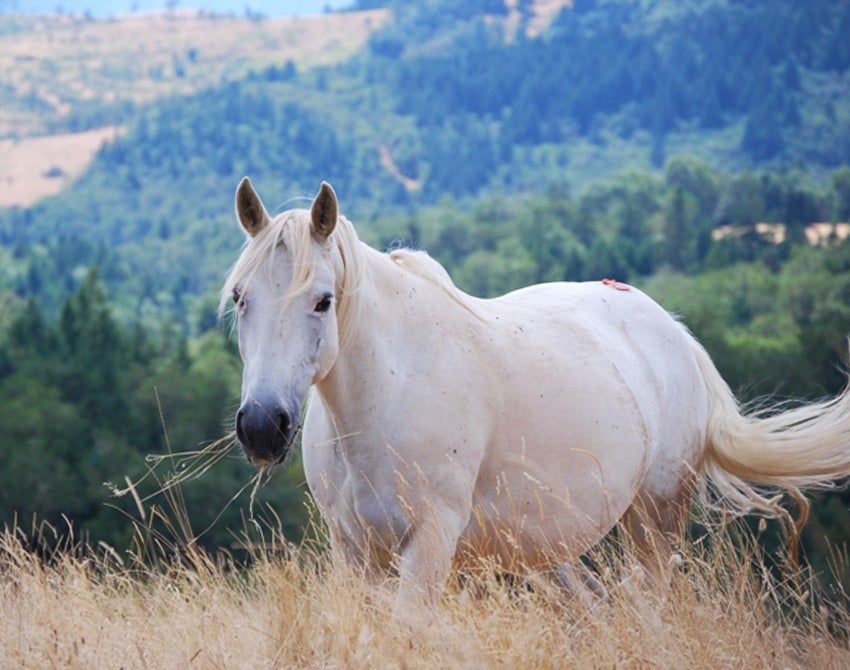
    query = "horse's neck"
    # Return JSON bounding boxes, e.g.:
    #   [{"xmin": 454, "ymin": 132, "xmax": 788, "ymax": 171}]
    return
[{"xmin": 315, "ymin": 245, "xmax": 453, "ymax": 423}]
